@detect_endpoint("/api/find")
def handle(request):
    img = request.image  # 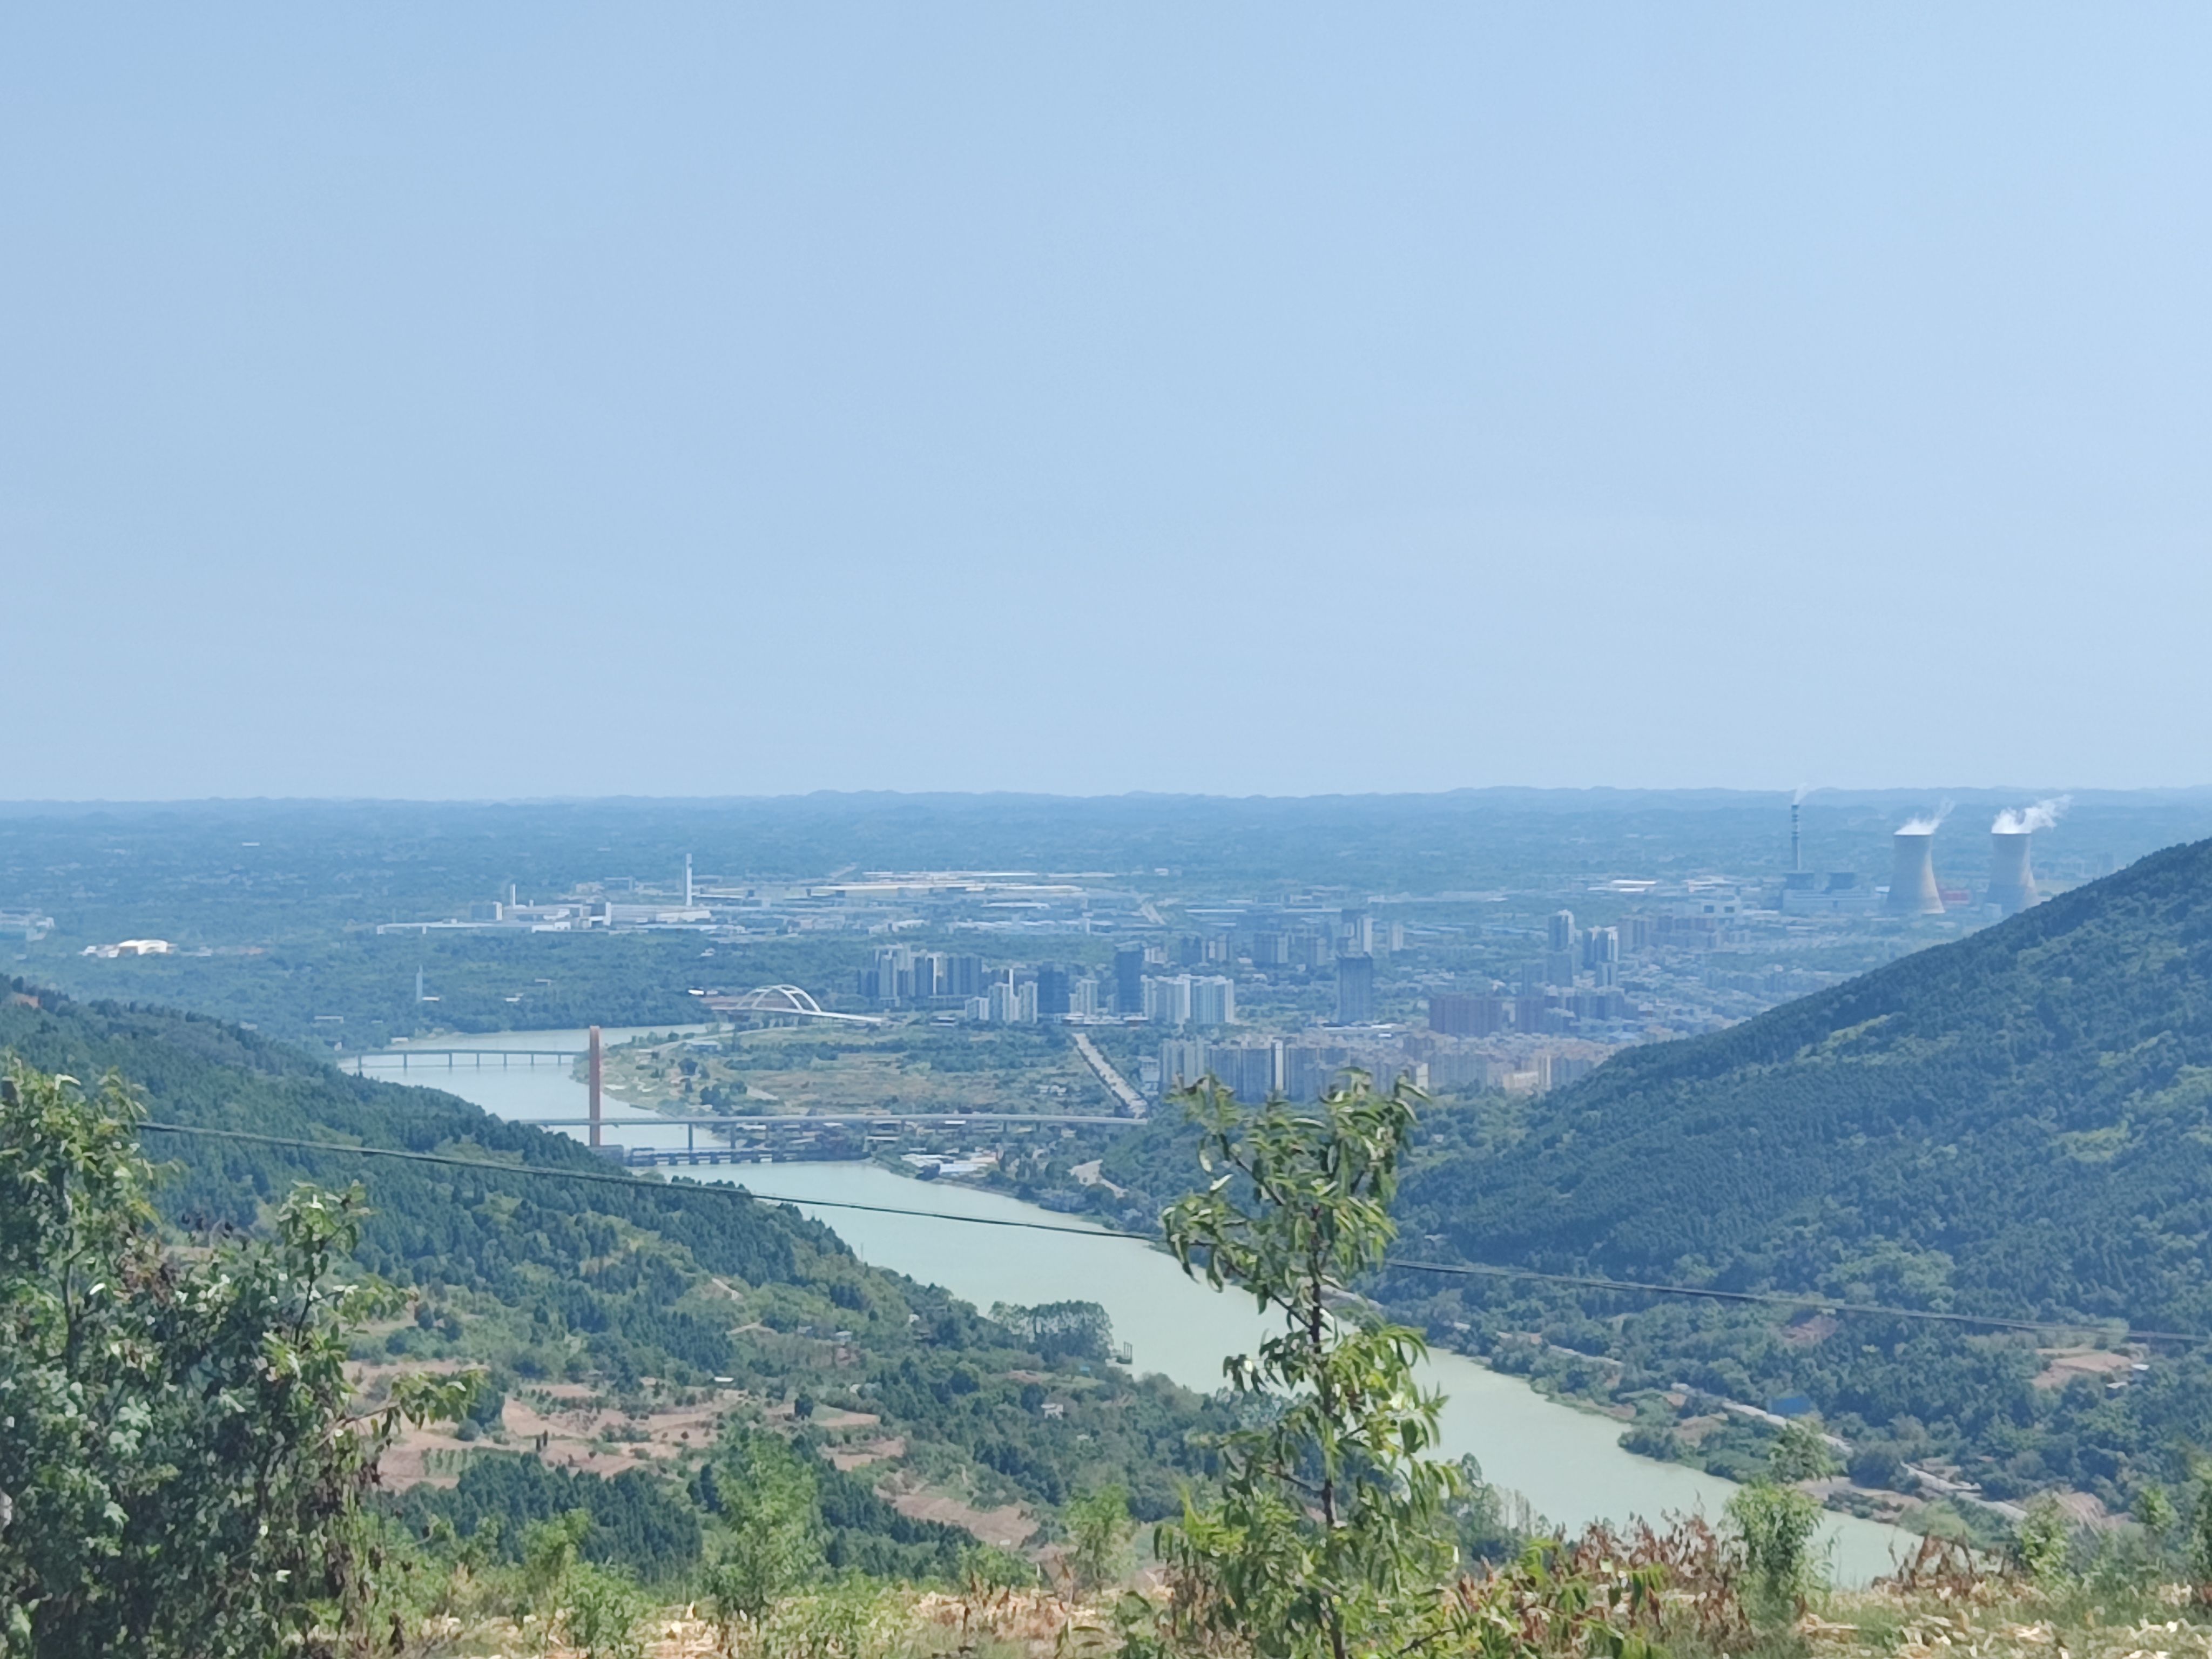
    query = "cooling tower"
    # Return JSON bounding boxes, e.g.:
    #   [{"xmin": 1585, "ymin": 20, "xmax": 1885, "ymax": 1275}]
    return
[
  {"xmin": 1886, "ymin": 831, "xmax": 1945, "ymax": 915},
  {"xmin": 1987, "ymin": 831, "xmax": 2038, "ymax": 916}
]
